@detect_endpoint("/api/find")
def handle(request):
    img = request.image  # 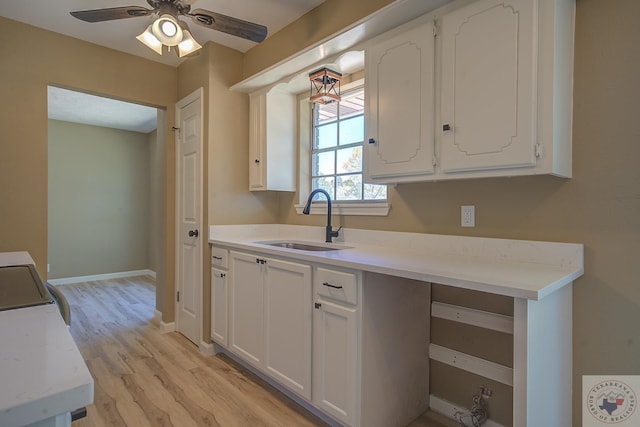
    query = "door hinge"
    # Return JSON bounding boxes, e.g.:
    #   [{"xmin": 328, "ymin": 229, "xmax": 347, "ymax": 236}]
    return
[
  {"xmin": 432, "ymin": 156, "xmax": 438, "ymax": 167},
  {"xmin": 433, "ymin": 20, "xmax": 438, "ymax": 37},
  {"xmin": 535, "ymin": 142, "xmax": 542, "ymax": 158},
  {"xmin": 177, "ymin": 291, "xmax": 180, "ymax": 302}
]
